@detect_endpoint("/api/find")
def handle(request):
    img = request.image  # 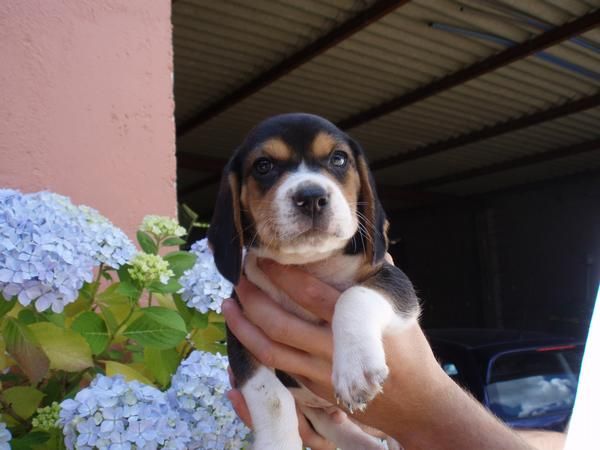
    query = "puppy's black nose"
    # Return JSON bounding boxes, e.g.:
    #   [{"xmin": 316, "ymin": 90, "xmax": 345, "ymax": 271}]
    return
[{"xmin": 293, "ymin": 184, "xmax": 329, "ymax": 216}]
